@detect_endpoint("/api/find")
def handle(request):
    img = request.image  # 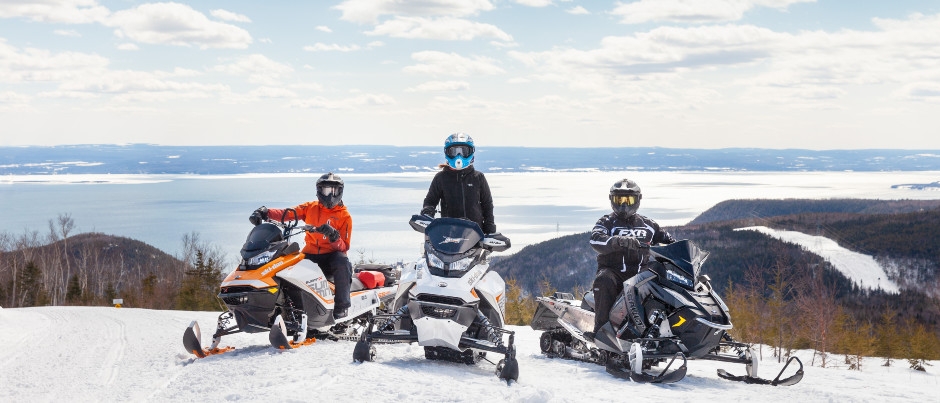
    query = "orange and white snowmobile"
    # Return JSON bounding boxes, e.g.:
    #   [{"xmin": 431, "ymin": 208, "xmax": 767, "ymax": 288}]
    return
[{"xmin": 183, "ymin": 209, "xmax": 398, "ymax": 357}]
